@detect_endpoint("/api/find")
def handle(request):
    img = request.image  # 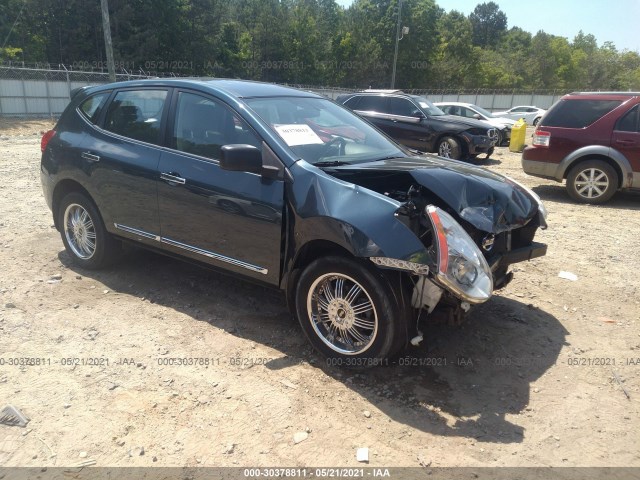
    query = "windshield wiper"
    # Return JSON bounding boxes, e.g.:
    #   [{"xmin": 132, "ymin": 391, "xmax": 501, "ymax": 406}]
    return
[
  {"xmin": 372, "ymin": 155, "xmax": 405, "ymax": 162},
  {"xmin": 313, "ymin": 160, "xmax": 351, "ymax": 167}
]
